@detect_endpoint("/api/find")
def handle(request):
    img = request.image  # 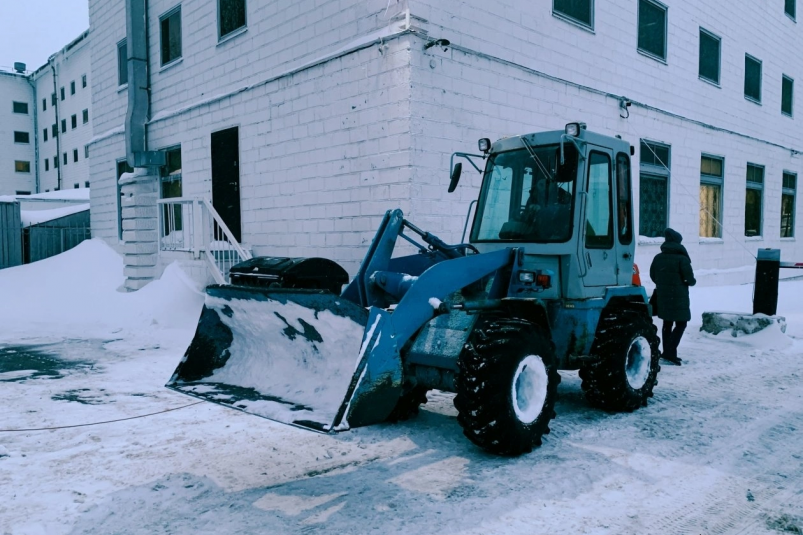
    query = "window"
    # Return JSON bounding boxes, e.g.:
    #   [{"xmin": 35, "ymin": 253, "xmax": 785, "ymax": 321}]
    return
[
  {"xmin": 786, "ymin": 0, "xmax": 796, "ymax": 19},
  {"xmin": 85, "ymin": 145, "xmax": 89, "ymax": 158},
  {"xmin": 61, "ymin": 119, "xmax": 67, "ymax": 134},
  {"xmin": 70, "ymin": 81, "xmax": 76, "ymax": 95},
  {"xmin": 71, "ymin": 114, "xmax": 77, "ymax": 129},
  {"xmin": 616, "ymin": 153, "xmax": 634, "ymax": 245},
  {"xmin": 638, "ymin": 0, "xmax": 667, "ymax": 61},
  {"xmin": 52, "ymin": 124, "xmax": 58, "ymax": 138},
  {"xmin": 782, "ymin": 76, "xmax": 794, "ymax": 116},
  {"xmin": 585, "ymin": 152, "xmax": 613, "ymax": 248},
  {"xmin": 12, "ymin": 101, "xmax": 28, "ymax": 114},
  {"xmin": 781, "ymin": 172, "xmax": 796, "ymax": 237},
  {"xmin": 745, "ymin": 164, "xmax": 764, "ymax": 237},
  {"xmin": 15, "ymin": 191, "xmax": 31, "ymax": 195},
  {"xmin": 118, "ymin": 39, "xmax": 128, "ymax": 86},
  {"xmin": 83, "ymin": 109, "xmax": 89, "ymax": 124},
  {"xmin": 42, "ymin": 98, "xmax": 47, "ymax": 111},
  {"xmin": 698, "ymin": 29, "xmax": 720, "ymax": 84},
  {"xmin": 14, "ymin": 161, "xmax": 31, "ymax": 173},
  {"xmin": 639, "ymin": 140, "xmax": 670, "ymax": 238},
  {"xmin": 160, "ymin": 6, "xmax": 182, "ymax": 65},
  {"xmin": 160, "ymin": 147, "xmax": 184, "ymax": 234},
  {"xmin": 44, "ymin": 128, "xmax": 48, "ymax": 142},
  {"xmin": 85, "ymin": 181, "xmax": 90, "ymax": 188},
  {"xmin": 82, "ymin": 74, "xmax": 87, "ymax": 88},
  {"xmin": 117, "ymin": 159, "xmax": 134, "ymax": 240},
  {"xmin": 51, "ymin": 93, "xmax": 56, "ymax": 106},
  {"xmin": 63, "ymin": 153, "xmax": 68, "ymax": 166},
  {"xmin": 73, "ymin": 149, "xmax": 79, "ymax": 163},
  {"xmin": 14, "ymin": 131, "xmax": 30, "ymax": 144},
  {"xmin": 74, "ymin": 183, "xmax": 79, "ymax": 189},
  {"xmin": 45, "ymin": 158, "xmax": 49, "ymax": 171},
  {"xmin": 219, "ymin": 0, "xmax": 247, "ymax": 38},
  {"xmin": 700, "ymin": 155, "xmax": 724, "ymax": 238},
  {"xmin": 54, "ymin": 156, "xmax": 59, "ymax": 168},
  {"xmin": 745, "ymin": 55, "xmax": 762, "ymax": 103},
  {"xmin": 60, "ymin": 87, "xmax": 65, "ymax": 101},
  {"xmin": 553, "ymin": 0, "xmax": 593, "ymax": 28}
]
